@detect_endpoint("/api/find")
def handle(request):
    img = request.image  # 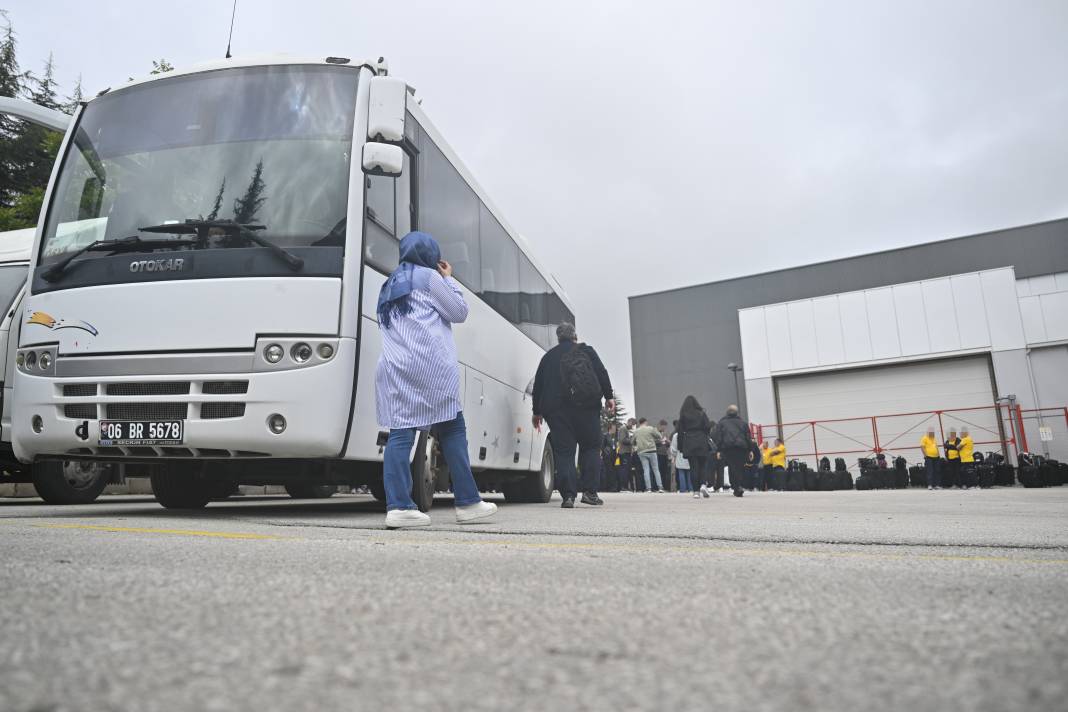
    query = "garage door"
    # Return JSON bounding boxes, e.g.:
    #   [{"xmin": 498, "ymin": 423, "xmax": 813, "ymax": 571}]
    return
[{"xmin": 774, "ymin": 356, "xmax": 1000, "ymax": 466}]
